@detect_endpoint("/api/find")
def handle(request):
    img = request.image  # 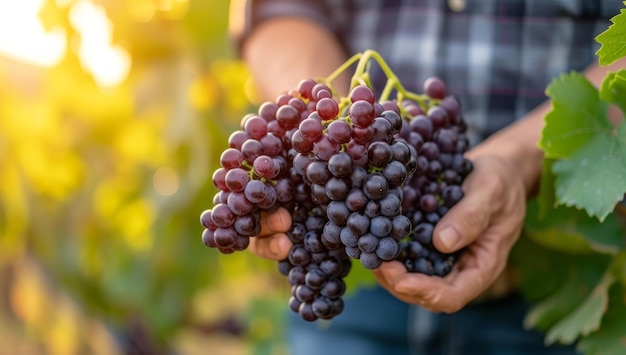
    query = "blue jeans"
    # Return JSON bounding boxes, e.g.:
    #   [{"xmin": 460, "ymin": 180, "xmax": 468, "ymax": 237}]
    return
[{"xmin": 286, "ymin": 286, "xmax": 577, "ymax": 355}]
